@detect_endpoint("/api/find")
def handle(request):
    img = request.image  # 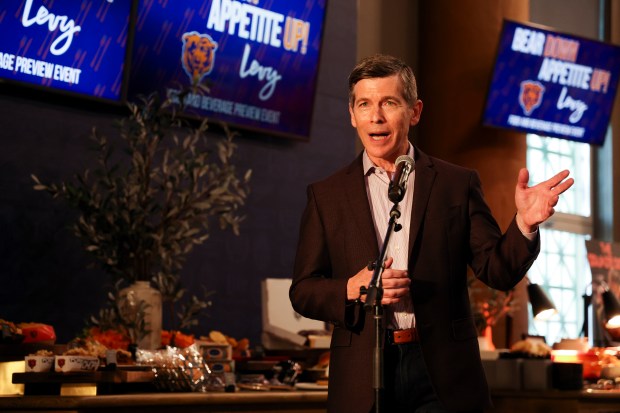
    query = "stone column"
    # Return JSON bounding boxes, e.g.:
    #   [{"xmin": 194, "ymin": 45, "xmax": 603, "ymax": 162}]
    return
[{"xmin": 416, "ymin": 0, "xmax": 530, "ymax": 348}]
